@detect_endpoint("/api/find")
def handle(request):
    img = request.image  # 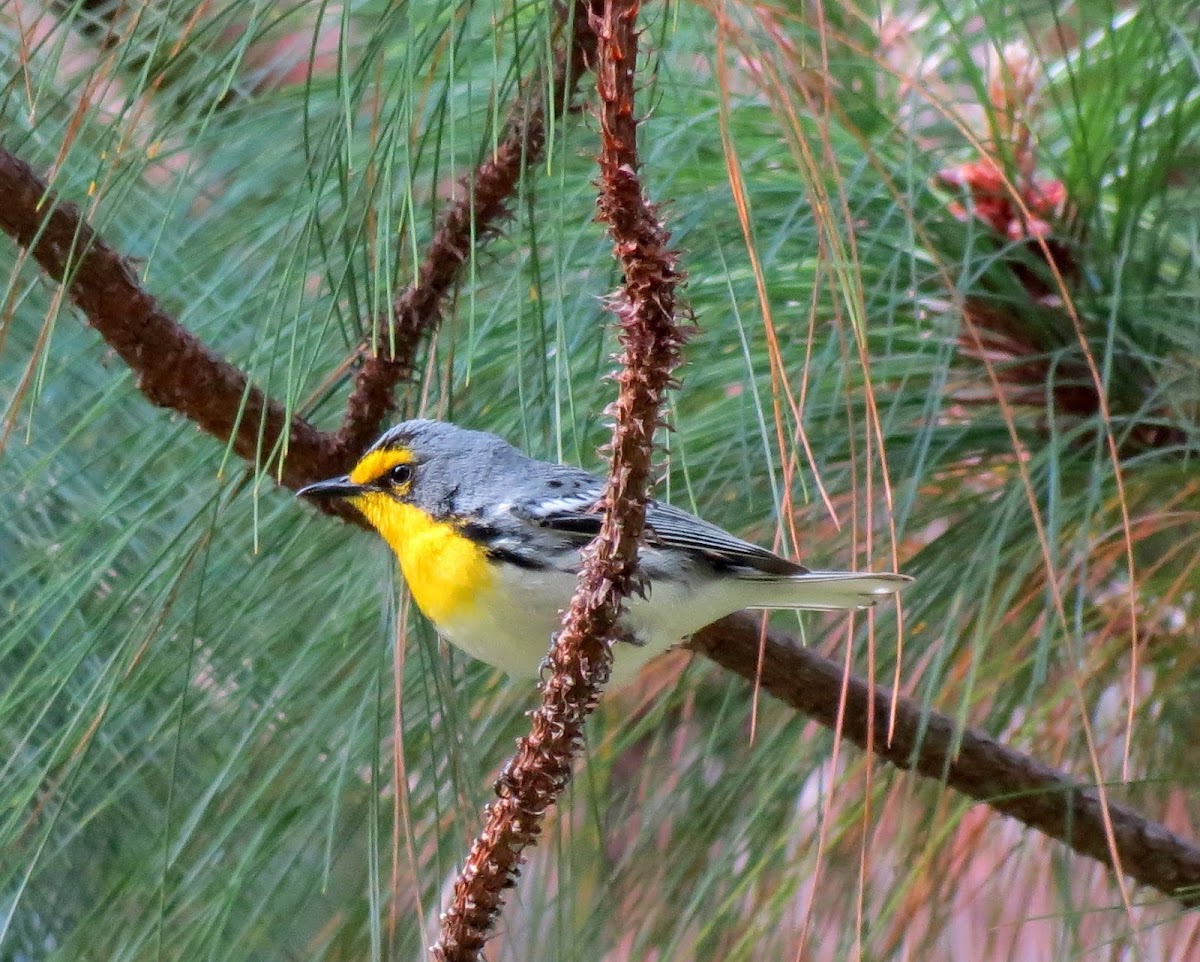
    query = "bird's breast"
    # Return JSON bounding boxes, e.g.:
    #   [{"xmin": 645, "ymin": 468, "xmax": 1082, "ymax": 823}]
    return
[{"xmin": 362, "ymin": 498, "xmax": 496, "ymax": 628}]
